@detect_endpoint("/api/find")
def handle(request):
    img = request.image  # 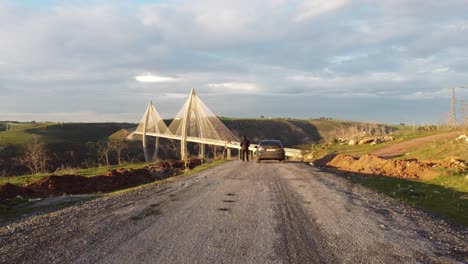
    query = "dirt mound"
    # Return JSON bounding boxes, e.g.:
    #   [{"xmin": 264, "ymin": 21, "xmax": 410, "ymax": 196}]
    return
[
  {"xmin": 312, "ymin": 153, "xmax": 339, "ymax": 167},
  {"xmin": 0, "ymin": 183, "xmax": 35, "ymax": 200},
  {"xmin": 325, "ymin": 154, "xmax": 455, "ymax": 180},
  {"xmin": 0, "ymin": 158, "xmax": 203, "ymax": 201}
]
